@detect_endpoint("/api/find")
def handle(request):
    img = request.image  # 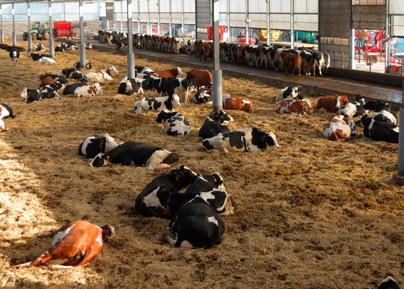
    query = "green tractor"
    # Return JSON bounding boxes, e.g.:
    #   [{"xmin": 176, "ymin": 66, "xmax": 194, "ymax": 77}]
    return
[{"xmin": 23, "ymin": 22, "xmax": 50, "ymax": 41}]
